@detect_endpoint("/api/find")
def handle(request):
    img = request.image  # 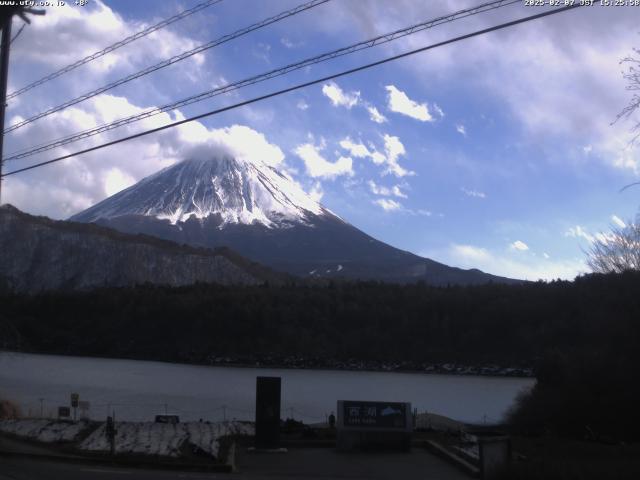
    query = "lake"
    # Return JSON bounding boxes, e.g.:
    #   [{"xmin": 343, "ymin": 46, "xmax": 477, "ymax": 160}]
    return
[{"xmin": 0, "ymin": 352, "xmax": 534, "ymax": 424}]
